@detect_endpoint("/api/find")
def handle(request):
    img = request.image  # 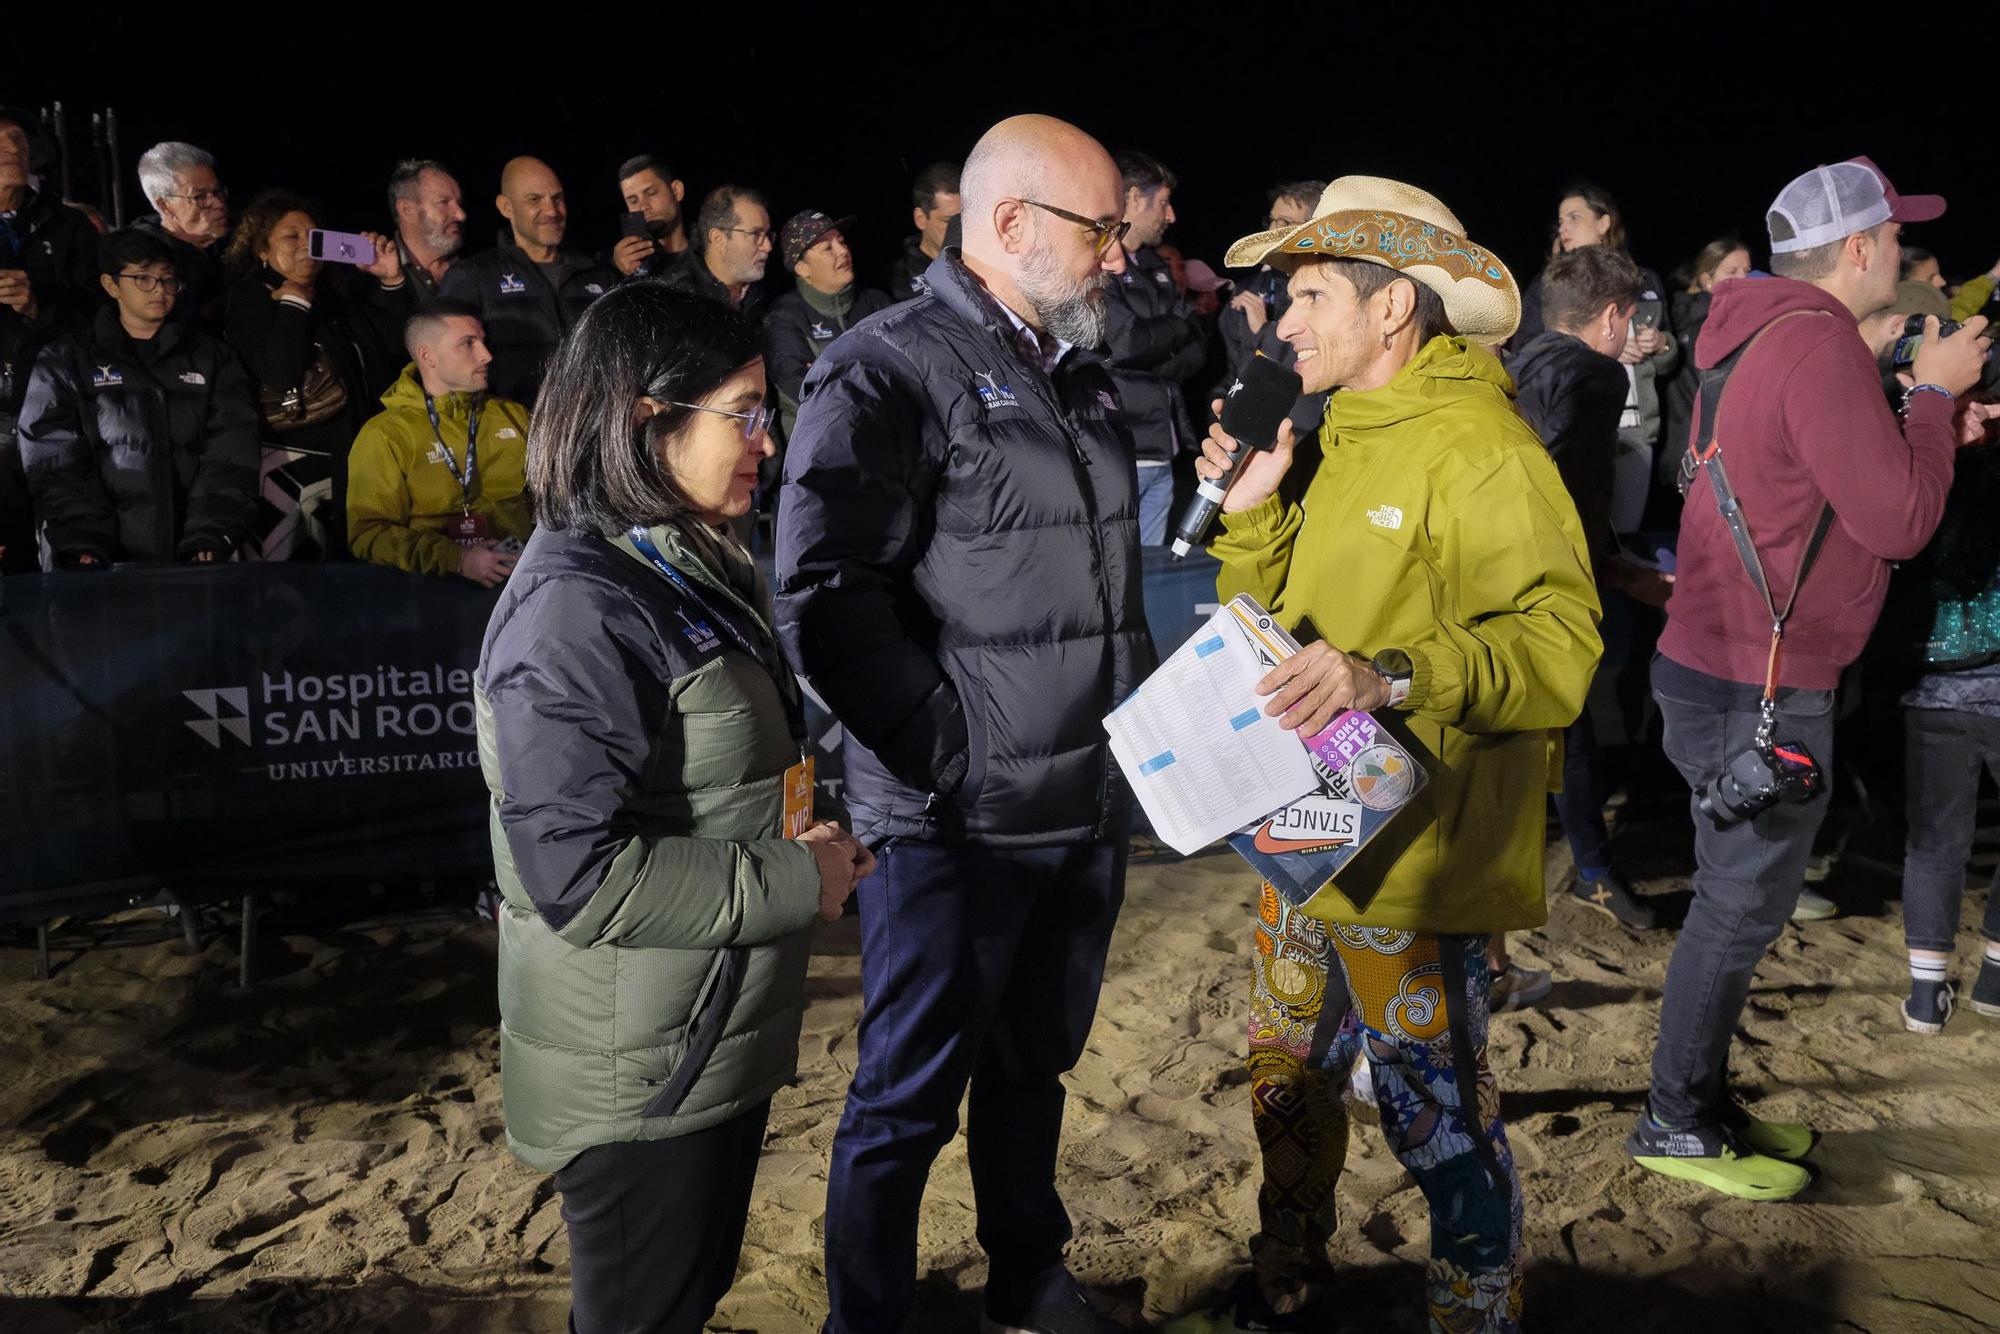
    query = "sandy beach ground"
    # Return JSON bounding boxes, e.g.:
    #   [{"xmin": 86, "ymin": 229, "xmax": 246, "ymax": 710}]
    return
[{"xmin": 3, "ymin": 799, "xmax": 1999, "ymax": 1334}]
